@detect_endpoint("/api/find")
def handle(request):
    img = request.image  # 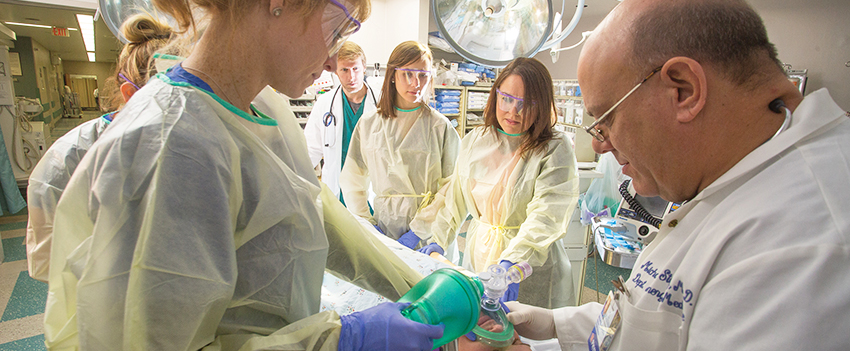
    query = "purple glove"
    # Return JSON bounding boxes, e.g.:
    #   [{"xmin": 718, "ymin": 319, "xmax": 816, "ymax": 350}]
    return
[
  {"xmin": 339, "ymin": 302, "xmax": 444, "ymax": 351},
  {"xmin": 499, "ymin": 260, "xmax": 519, "ymax": 303},
  {"xmin": 417, "ymin": 243, "xmax": 444, "ymax": 256},
  {"xmin": 398, "ymin": 230, "xmax": 420, "ymax": 249},
  {"xmin": 373, "ymin": 224, "xmax": 384, "ymax": 234}
]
